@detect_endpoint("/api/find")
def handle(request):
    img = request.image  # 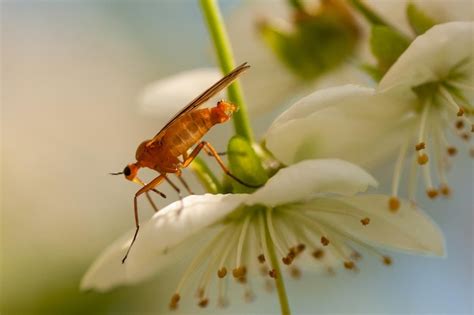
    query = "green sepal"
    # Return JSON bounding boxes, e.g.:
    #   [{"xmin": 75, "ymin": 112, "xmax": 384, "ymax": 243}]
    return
[
  {"xmin": 370, "ymin": 25, "xmax": 411, "ymax": 72},
  {"xmin": 227, "ymin": 136, "xmax": 268, "ymax": 193},
  {"xmin": 406, "ymin": 2, "xmax": 436, "ymax": 35}
]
